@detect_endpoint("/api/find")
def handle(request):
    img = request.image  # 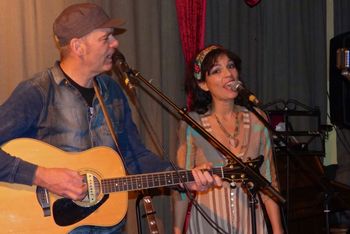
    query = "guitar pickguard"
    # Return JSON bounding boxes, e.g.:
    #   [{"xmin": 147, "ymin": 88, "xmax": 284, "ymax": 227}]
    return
[{"xmin": 53, "ymin": 195, "xmax": 109, "ymax": 226}]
